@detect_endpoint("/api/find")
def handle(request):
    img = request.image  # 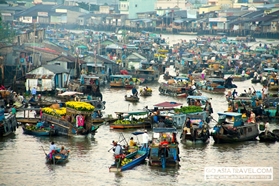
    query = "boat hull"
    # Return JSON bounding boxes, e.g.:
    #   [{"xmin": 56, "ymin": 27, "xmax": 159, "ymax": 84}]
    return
[
  {"xmin": 149, "ymin": 145, "xmax": 179, "ymax": 168},
  {"xmin": 110, "ymin": 122, "xmax": 151, "ymax": 129},
  {"xmin": 125, "ymin": 96, "xmax": 139, "ymax": 102},
  {"xmin": 46, "ymin": 153, "xmax": 69, "ymax": 164},
  {"xmin": 22, "ymin": 126, "xmax": 56, "ymax": 136},
  {"xmin": 17, "ymin": 117, "xmax": 40, "ymax": 125},
  {"xmin": 259, "ymin": 131, "xmax": 279, "ymax": 142},
  {"xmin": 200, "ymin": 87, "xmax": 225, "ymax": 94},
  {"xmin": 0, "ymin": 114, "xmax": 18, "ymax": 137},
  {"xmin": 211, "ymin": 124, "xmax": 259, "ymax": 143}
]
